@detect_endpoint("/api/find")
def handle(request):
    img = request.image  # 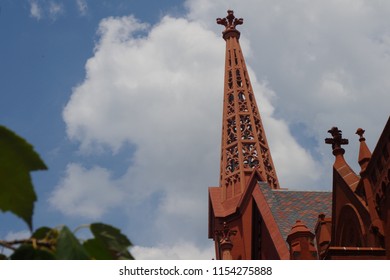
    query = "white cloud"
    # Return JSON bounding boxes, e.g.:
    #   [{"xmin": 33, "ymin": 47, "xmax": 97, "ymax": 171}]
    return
[
  {"xmin": 49, "ymin": 163, "xmax": 124, "ymax": 219},
  {"xmin": 76, "ymin": 0, "xmax": 88, "ymax": 15},
  {"xmin": 63, "ymin": 15, "xmax": 225, "ymax": 246},
  {"xmin": 59, "ymin": 1, "xmax": 390, "ymax": 258},
  {"xmin": 29, "ymin": 0, "xmax": 42, "ymax": 20},
  {"xmin": 4, "ymin": 230, "xmax": 30, "ymax": 241},
  {"xmin": 131, "ymin": 242, "xmax": 214, "ymax": 260},
  {"xmin": 48, "ymin": 1, "xmax": 64, "ymax": 20},
  {"xmin": 28, "ymin": 0, "xmax": 64, "ymax": 21}
]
